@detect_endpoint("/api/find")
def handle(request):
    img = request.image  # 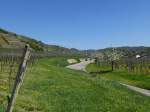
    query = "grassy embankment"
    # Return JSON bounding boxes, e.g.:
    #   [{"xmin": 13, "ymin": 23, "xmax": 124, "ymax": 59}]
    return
[
  {"xmin": 86, "ymin": 63, "xmax": 150, "ymax": 90},
  {"xmin": 0, "ymin": 57, "xmax": 150, "ymax": 112}
]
